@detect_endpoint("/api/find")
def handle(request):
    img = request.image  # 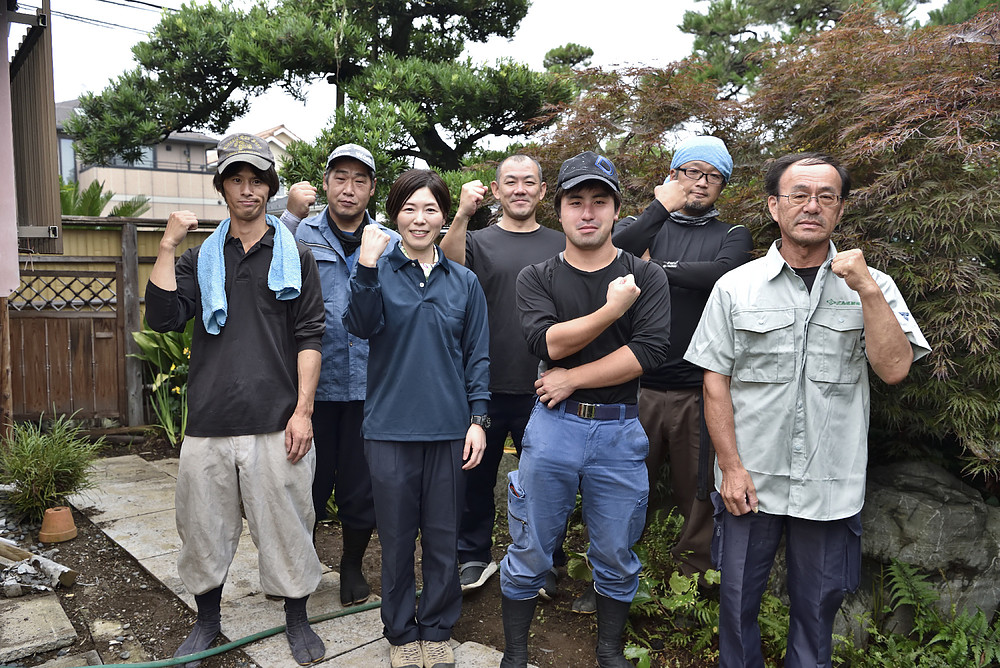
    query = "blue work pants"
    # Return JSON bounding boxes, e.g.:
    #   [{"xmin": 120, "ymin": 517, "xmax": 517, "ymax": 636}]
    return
[{"xmin": 500, "ymin": 401, "xmax": 648, "ymax": 602}]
